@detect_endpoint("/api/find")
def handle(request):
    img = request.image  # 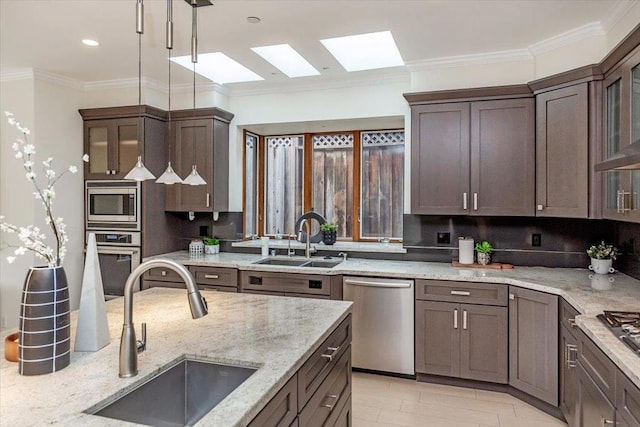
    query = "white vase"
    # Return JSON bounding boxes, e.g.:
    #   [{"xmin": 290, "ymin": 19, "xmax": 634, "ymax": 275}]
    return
[{"xmin": 588, "ymin": 258, "xmax": 615, "ymax": 275}]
